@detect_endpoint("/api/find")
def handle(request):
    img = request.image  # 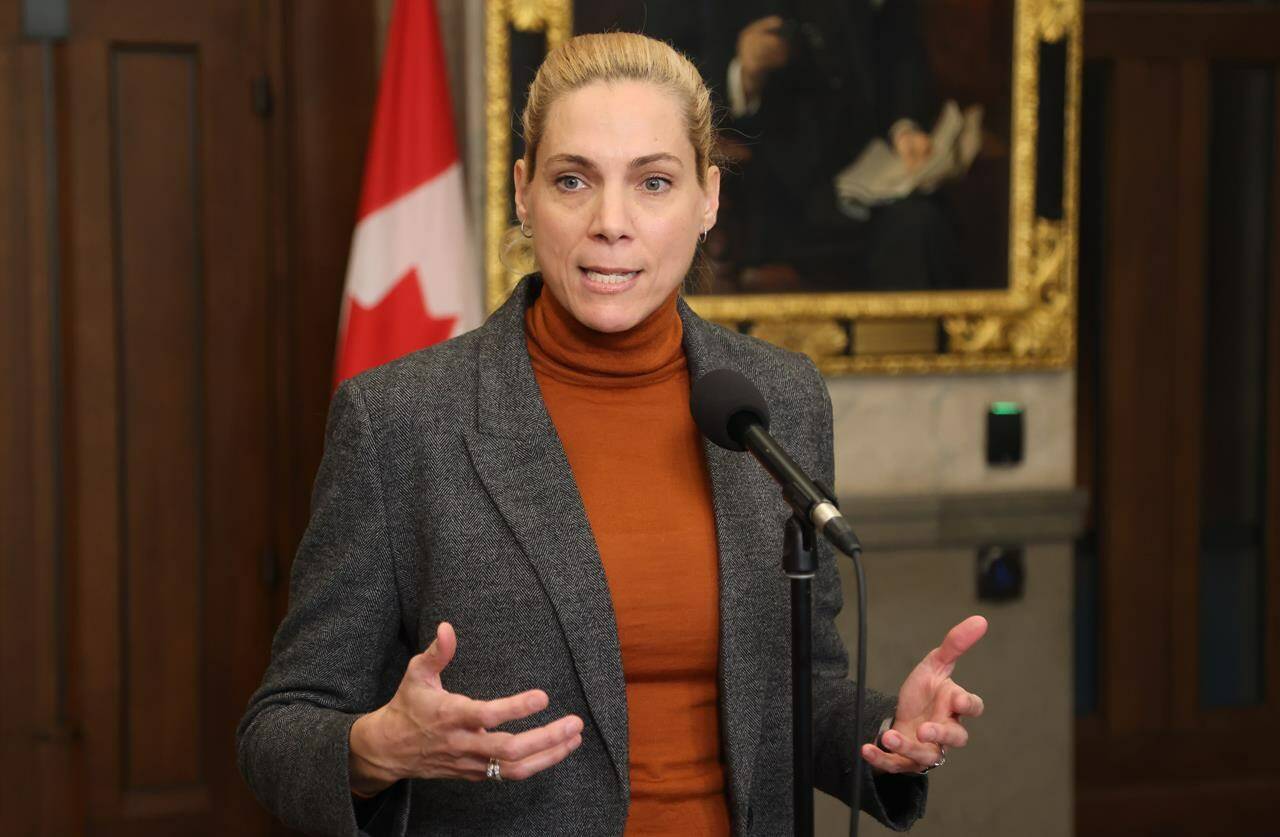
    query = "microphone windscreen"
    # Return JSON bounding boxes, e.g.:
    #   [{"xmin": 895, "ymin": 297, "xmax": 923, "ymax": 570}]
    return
[{"xmin": 690, "ymin": 368, "xmax": 771, "ymax": 452}]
